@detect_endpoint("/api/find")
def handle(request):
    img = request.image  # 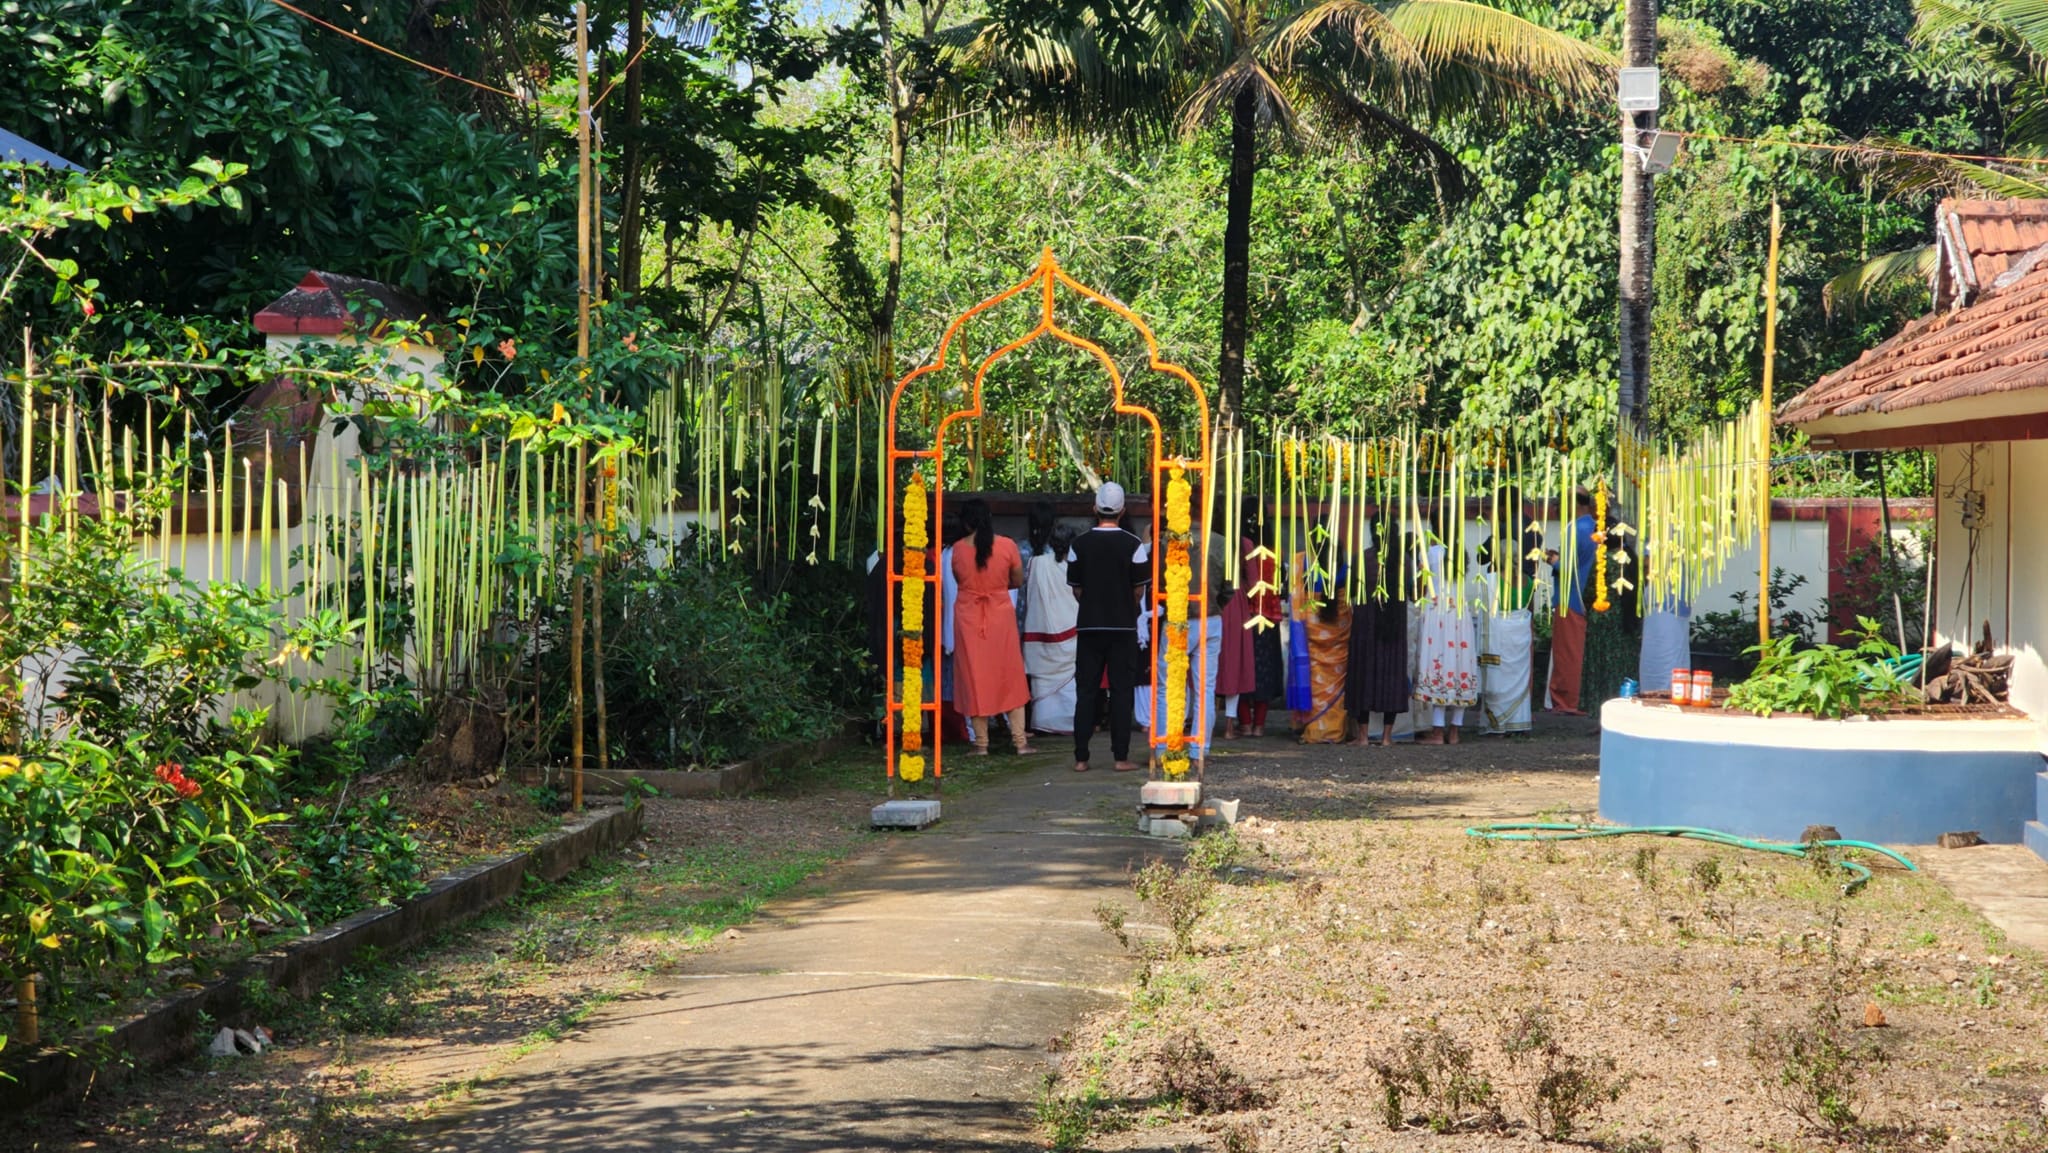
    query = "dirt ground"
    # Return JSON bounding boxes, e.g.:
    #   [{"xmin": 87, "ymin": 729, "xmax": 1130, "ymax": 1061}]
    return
[
  {"xmin": 1047, "ymin": 719, "xmax": 2048, "ymax": 1152},
  {"xmin": 4, "ymin": 777, "xmax": 883, "ymax": 1153}
]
